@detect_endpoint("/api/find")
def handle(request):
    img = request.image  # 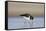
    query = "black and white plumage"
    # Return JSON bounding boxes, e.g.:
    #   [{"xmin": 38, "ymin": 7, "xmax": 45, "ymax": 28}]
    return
[{"xmin": 20, "ymin": 14, "xmax": 34, "ymax": 20}]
